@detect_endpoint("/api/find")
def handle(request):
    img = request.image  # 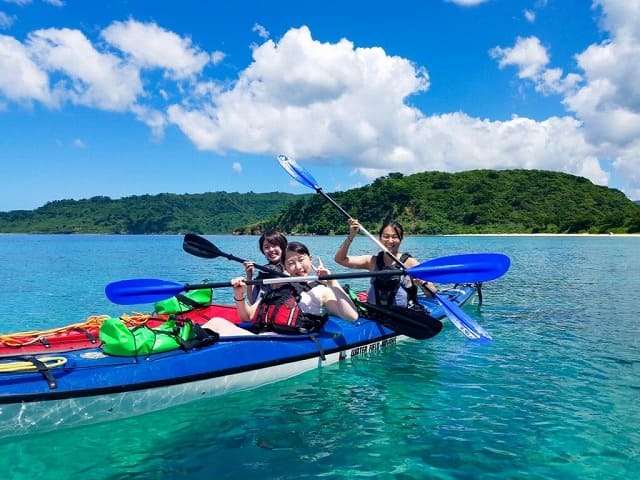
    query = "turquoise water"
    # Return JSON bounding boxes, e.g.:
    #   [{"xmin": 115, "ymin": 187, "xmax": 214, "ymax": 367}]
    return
[{"xmin": 0, "ymin": 234, "xmax": 638, "ymax": 479}]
